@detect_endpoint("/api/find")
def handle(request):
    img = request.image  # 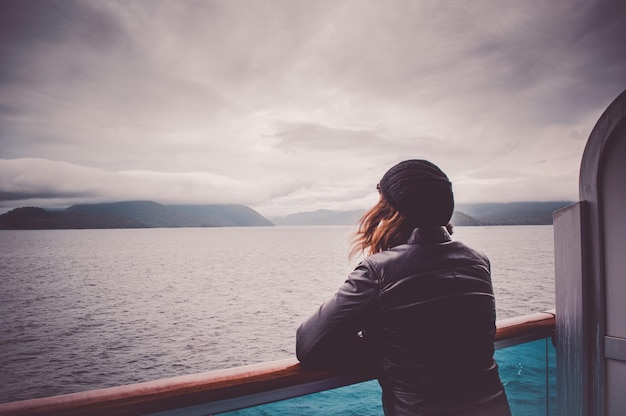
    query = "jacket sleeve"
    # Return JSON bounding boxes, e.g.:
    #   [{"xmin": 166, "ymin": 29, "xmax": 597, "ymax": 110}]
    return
[{"xmin": 295, "ymin": 260, "xmax": 380, "ymax": 369}]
